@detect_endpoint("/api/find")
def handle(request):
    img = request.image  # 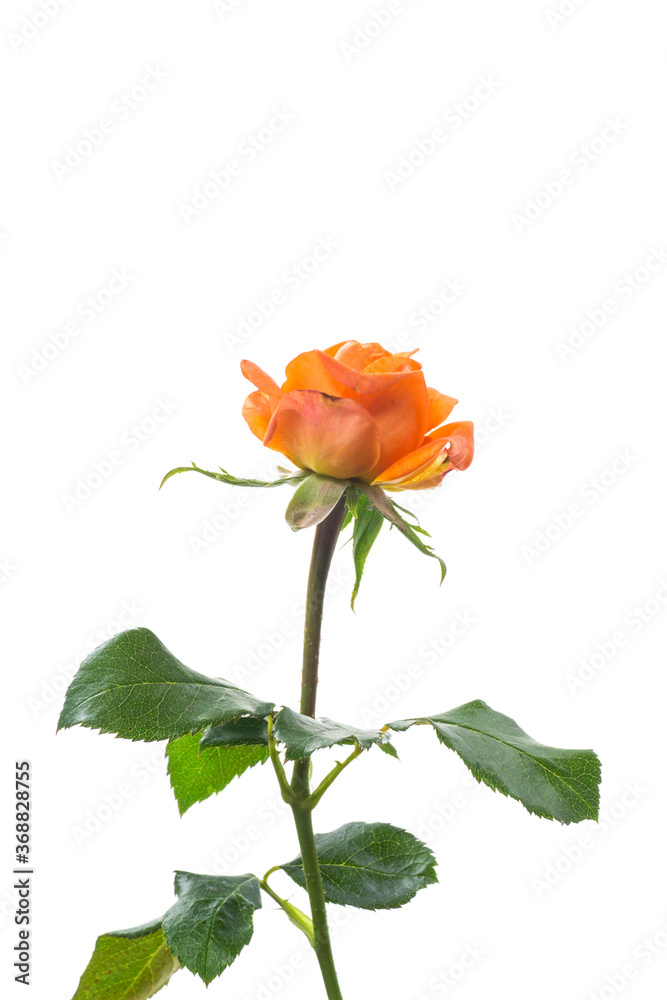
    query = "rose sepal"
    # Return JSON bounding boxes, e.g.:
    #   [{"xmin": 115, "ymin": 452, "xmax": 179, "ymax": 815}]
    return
[{"xmin": 160, "ymin": 461, "xmax": 308, "ymax": 490}]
